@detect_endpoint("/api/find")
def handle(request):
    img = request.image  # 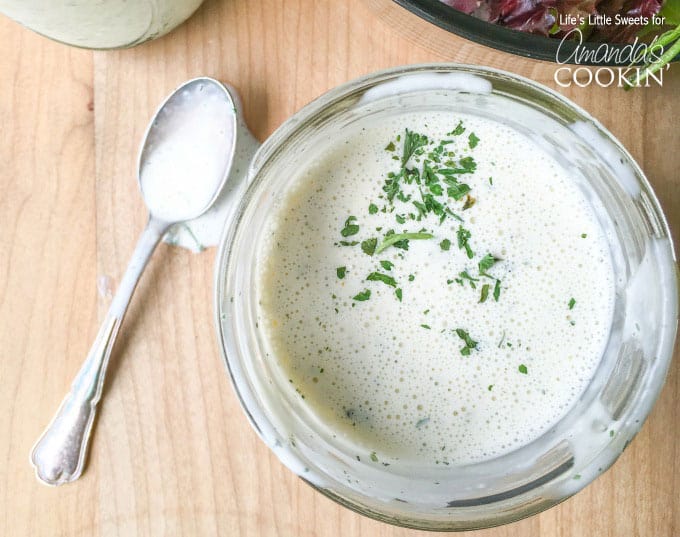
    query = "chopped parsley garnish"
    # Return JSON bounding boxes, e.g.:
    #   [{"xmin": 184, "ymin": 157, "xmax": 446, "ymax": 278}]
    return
[
  {"xmin": 449, "ymin": 121, "xmax": 465, "ymax": 136},
  {"xmin": 445, "ymin": 181, "xmax": 471, "ymax": 201},
  {"xmin": 457, "ymin": 270, "xmax": 479, "ymax": 289},
  {"xmin": 488, "ymin": 384, "xmax": 494, "ymax": 391},
  {"xmin": 370, "ymin": 451, "xmax": 379, "ymax": 462},
  {"xmin": 462, "ymin": 195, "xmax": 476, "ymax": 210},
  {"xmin": 455, "ymin": 328, "xmax": 478, "ymax": 356},
  {"xmin": 581, "ymin": 233, "xmax": 587, "ymax": 238},
  {"xmin": 334, "ymin": 123, "xmax": 506, "ymax": 320},
  {"xmin": 361, "ymin": 238, "xmax": 377, "ymax": 256},
  {"xmin": 375, "ymin": 232, "xmax": 433, "ymax": 254},
  {"xmin": 568, "ymin": 297, "xmax": 576, "ymax": 310},
  {"xmin": 402, "ymin": 129, "xmax": 428, "ymax": 167},
  {"xmin": 353, "ymin": 290, "xmax": 371, "ymax": 301},
  {"xmin": 340, "ymin": 215, "xmax": 359, "ymax": 237},
  {"xmin": 478, "ymin": 253, "xmax": 499, "ymax": 277},
  {"xmin": 479, "ymin": 284, "xmax": 490, "ymax": 303},
  {"xmin": 456, "ymin": 226, "xmax": 474, "ymax": 259},
  {"xmin": 366, "ymin": 272, "xmax": 397, "ymax": 287},
  {"xmin": 493, "ymin": 279, "xmax": 501, "ymax": 302},
  {"xmin": 380, "ymin": 260, "xmax": 394, "ymax": 271},
  {"xmin": 421, "ymin": 324, "xmax": 431, "ymax": 330},
  {"xmin": 518, "ymin": 364, "xmax": 528, "ymax": 374}
]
